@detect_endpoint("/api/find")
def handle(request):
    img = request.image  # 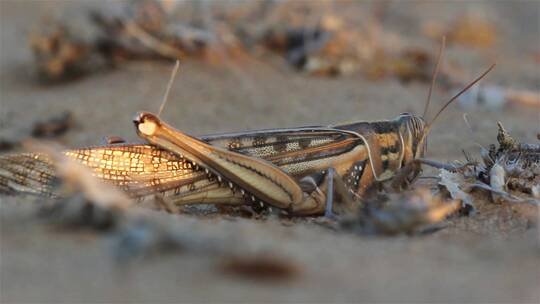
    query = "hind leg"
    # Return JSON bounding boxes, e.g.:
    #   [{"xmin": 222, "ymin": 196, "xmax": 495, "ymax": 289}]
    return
[{"xmin": 134, "ymin": 112, "xmax": 304, "ymax": 210}]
